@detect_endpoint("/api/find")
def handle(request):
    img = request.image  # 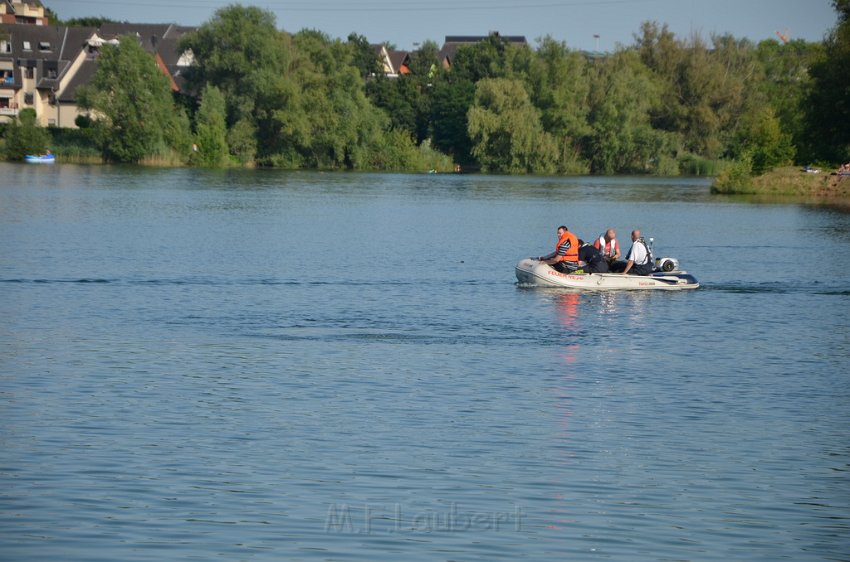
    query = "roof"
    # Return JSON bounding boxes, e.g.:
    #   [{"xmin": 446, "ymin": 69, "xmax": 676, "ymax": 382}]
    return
[
  {"xmin": 97, "ymin": 23, "xmax": 193, "ymax": 55},
  {"xmin": 387, "ymin": 50, "xmax": 410, "ymax": 74},
  {"xmin": 0, "ymin": 24, "xmax": 93, "ymax": 89},
  {"xmin": 0, "ymin": 22, "xmax": 196, "ymax": 98},
  {"xmin": 438, "ymin": 33, "xmax": 528, "ymax": 66},
  {"xmin": 58, "ymin": 58, "xmax": 95, "ymax": 102}
]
